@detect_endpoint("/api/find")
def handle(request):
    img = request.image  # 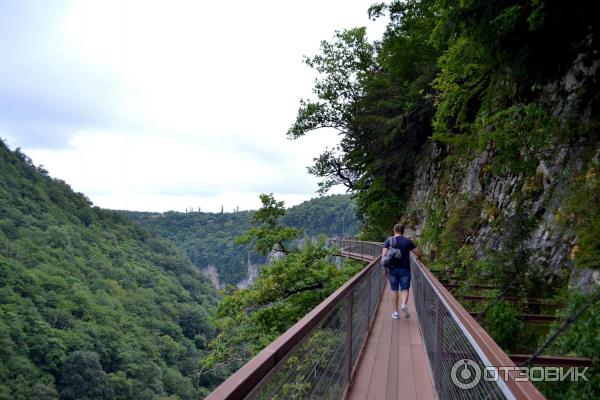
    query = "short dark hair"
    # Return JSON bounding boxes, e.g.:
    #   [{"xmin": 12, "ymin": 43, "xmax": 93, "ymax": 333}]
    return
[{"xmin": 394, "ymin": 224, "xmax": 405, "ymax": 234}]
